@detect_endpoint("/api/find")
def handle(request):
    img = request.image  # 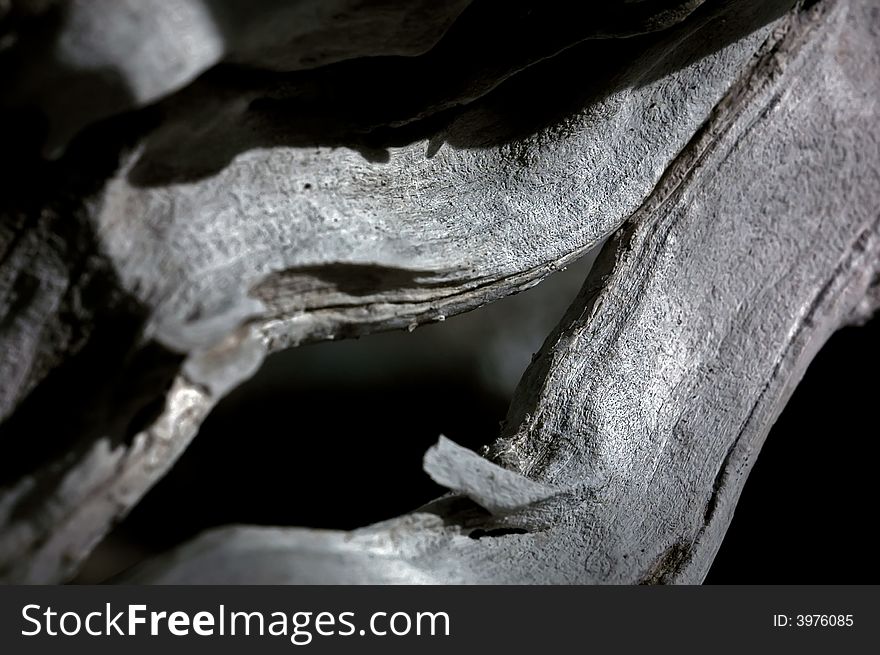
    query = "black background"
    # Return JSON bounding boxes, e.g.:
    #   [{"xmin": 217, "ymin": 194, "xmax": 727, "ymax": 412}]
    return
[{"xmin": 77, "ymin": 313, "xmax": 878, "ymax": 584}]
